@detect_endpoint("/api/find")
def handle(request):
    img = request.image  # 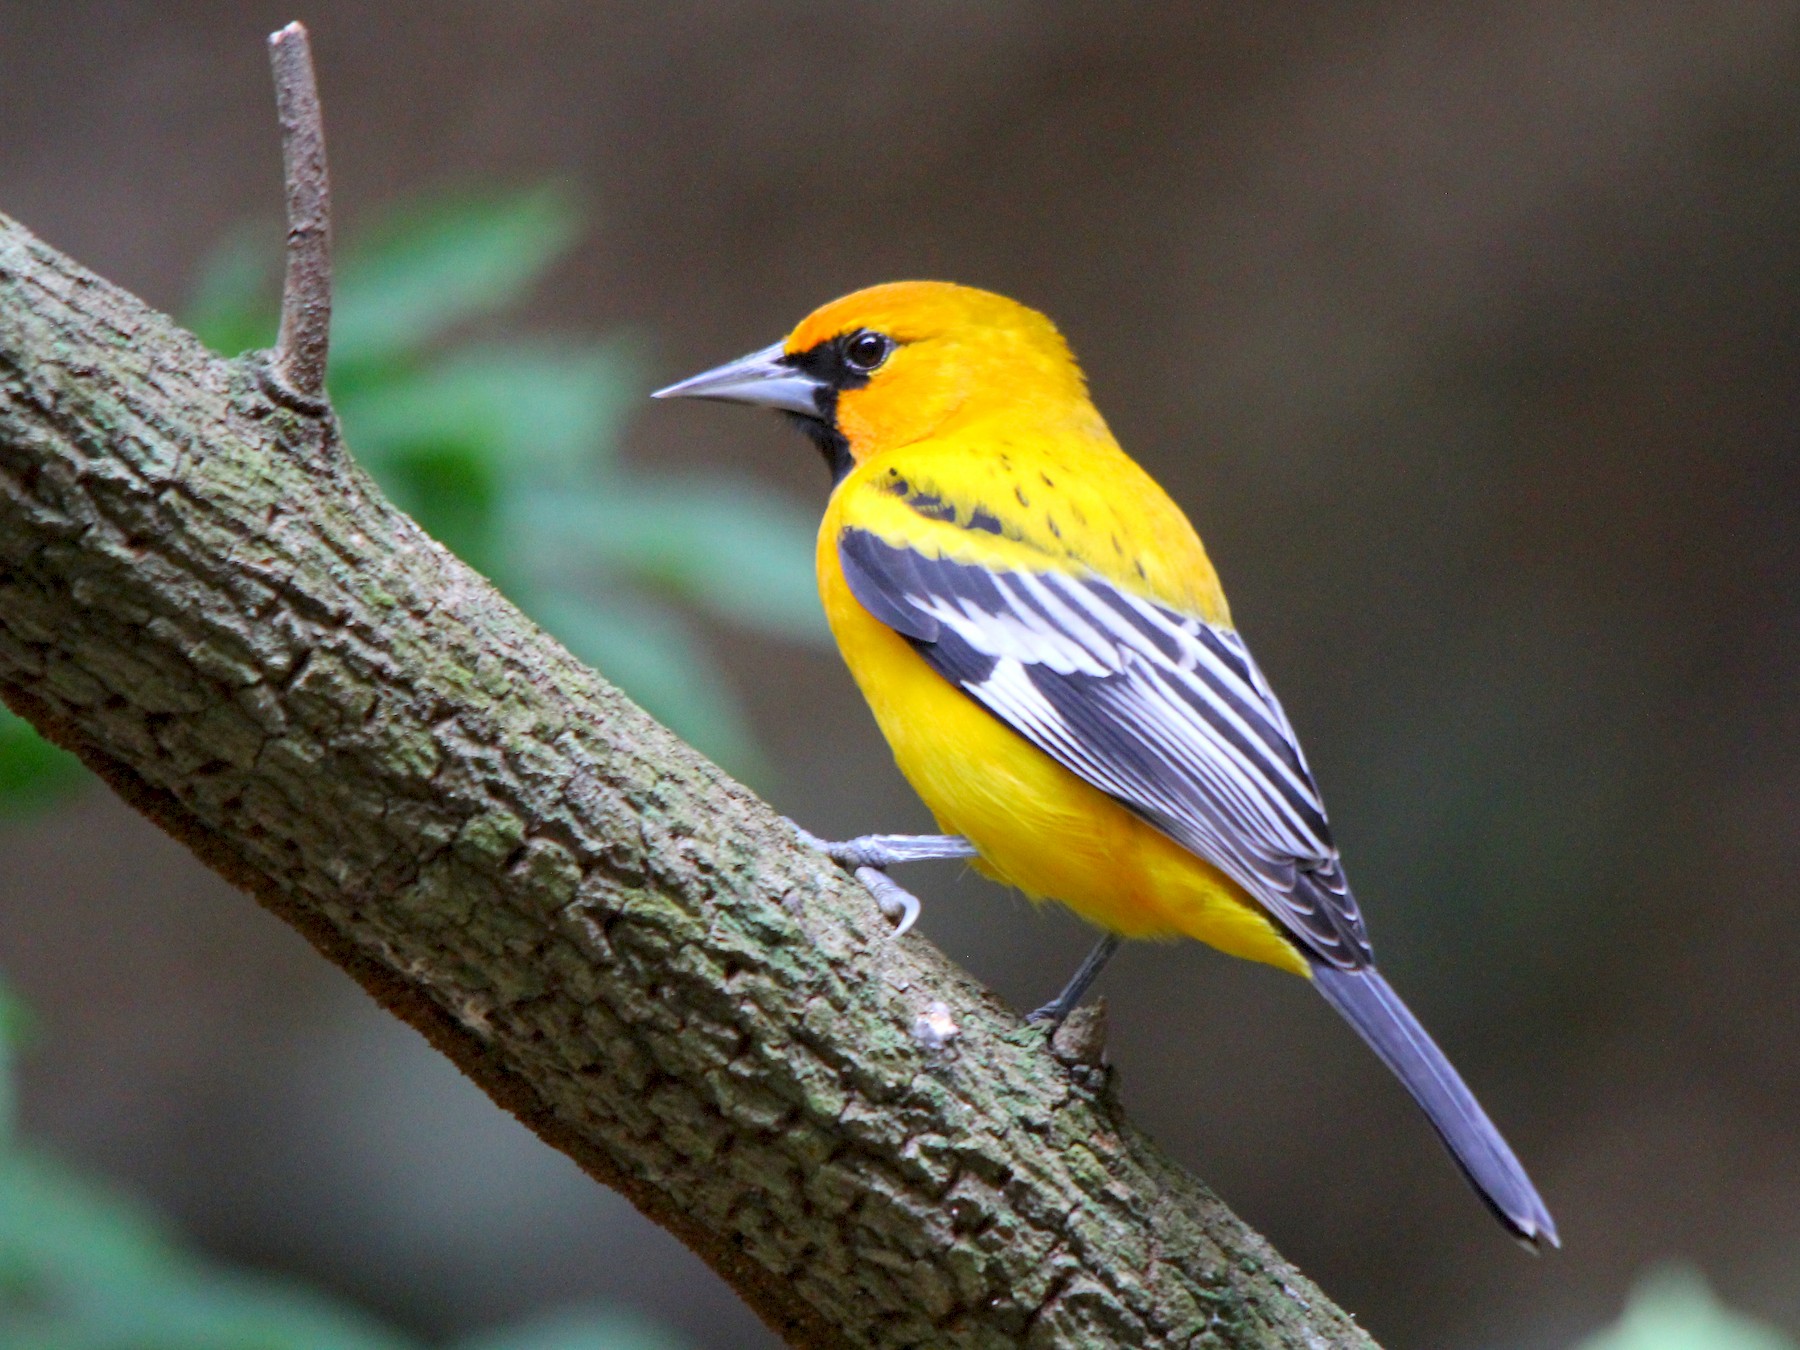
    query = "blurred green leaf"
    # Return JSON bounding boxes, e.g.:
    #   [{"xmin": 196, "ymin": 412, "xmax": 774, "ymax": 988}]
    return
[
  {"xmin": 456, "ymin": 1307, "xmax": 689, "ymax": 1350},
  {"xmin": 0, "ymin": 978, "xmax": 27, "ymax": 1146},
  {"xmin": 338, "ymin": 339, "xmax": 639, "ymax": 480},
  {"xmin": 374, "ymin": 433, "xmax": 508, "ymax": 583},
  {"xmin": 183, "ymin": 224, "xmax": 280, "ymax": 359},
  {"xmin": 0, "ymin": 709, "xmax": 86, "ymax": 818},
  {"xmin": 1575, "ymin": 1266, "xmax": 1798, "ymax": 1350},
  {"xmin": 529, "ymin": 590, "xmax": 761, "ymax": 778},
  {"xmin": 0, "ymin": 1149, "xmax": 415, "ymax": 1350},
  {"xmin": 515, "ymin": 479, "xmax": 828, "ymax": 644},
  {"xmin": 0, "ymin": 980, "xmax": 692, "ymax": 1350},
  {"xmin": 333, "ymin": 338, "xmax": 643, "ymax": 598},
  {"xmin": 188, "ymin": 187, "xmax": 586, "ymax": 380},
  {"xmin": 330, "ymin": 186, "xmax": 582, "ymax": 382}
]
